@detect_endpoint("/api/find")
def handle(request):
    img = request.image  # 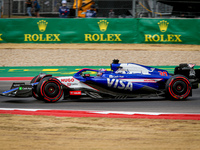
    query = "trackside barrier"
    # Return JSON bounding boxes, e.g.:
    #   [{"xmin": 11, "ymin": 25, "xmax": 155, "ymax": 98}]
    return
[{"xmin": 0, "ymin": 18, "xmax": 200, "ymax": 44}]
